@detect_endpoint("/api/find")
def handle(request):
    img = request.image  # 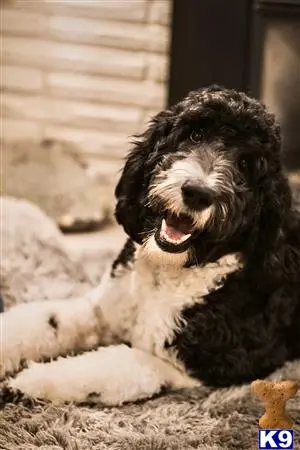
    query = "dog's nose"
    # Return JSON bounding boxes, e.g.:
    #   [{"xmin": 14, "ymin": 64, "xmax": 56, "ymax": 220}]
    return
[{"xmin": 181, "ymin": 181, "xmax": 214, "ymax": 210}]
